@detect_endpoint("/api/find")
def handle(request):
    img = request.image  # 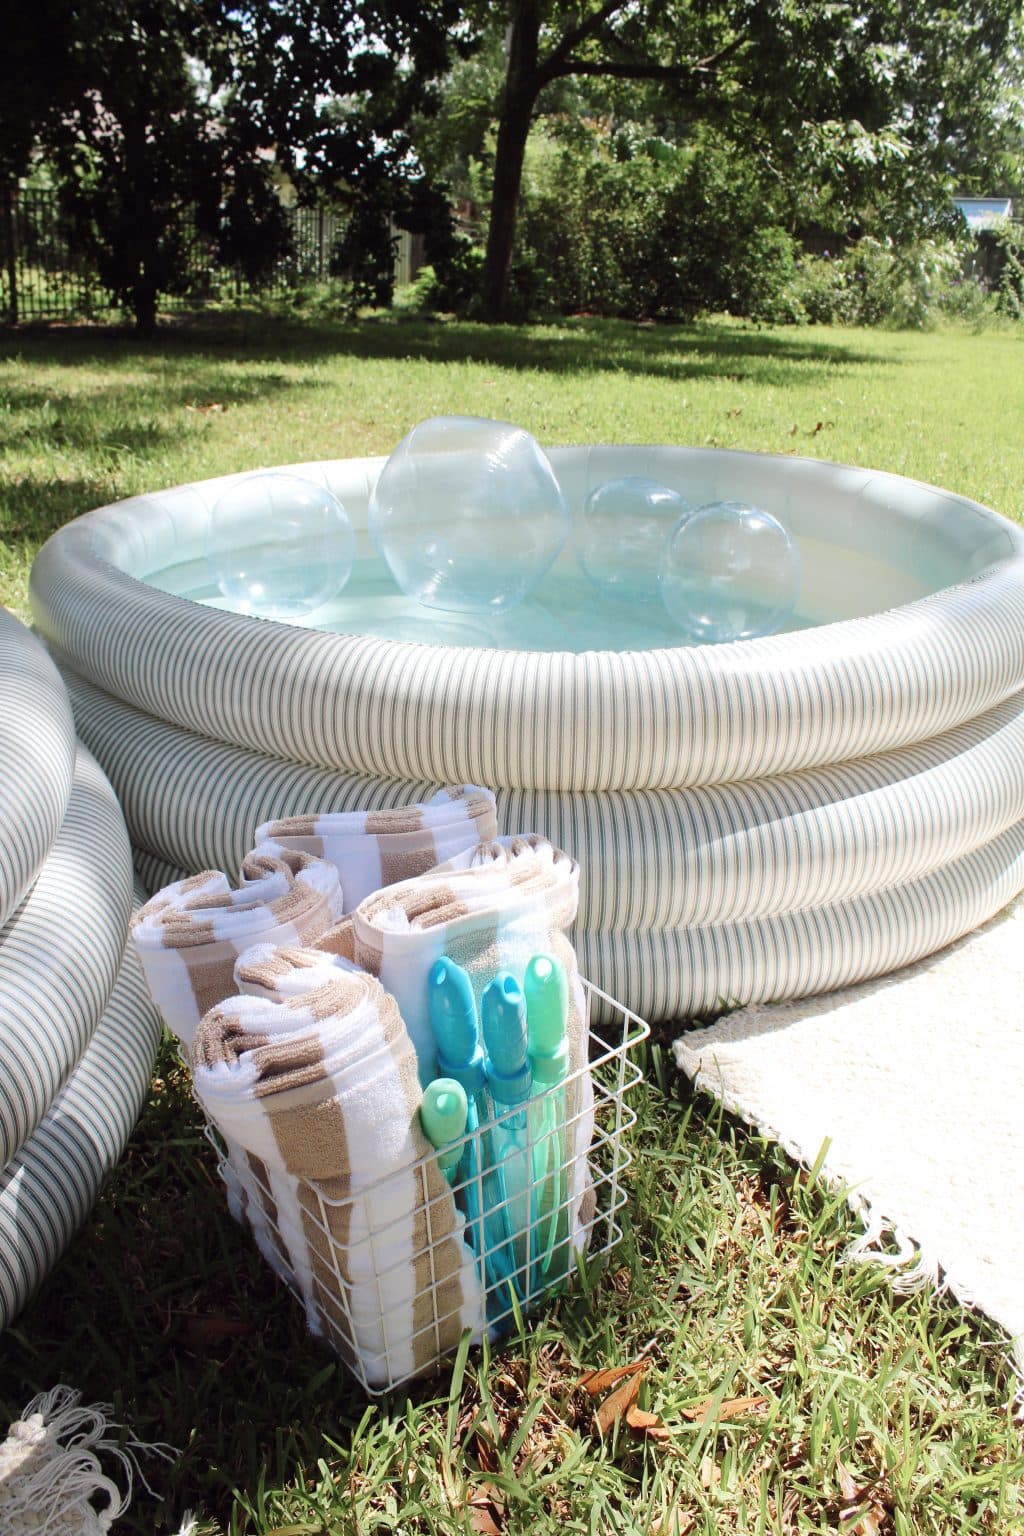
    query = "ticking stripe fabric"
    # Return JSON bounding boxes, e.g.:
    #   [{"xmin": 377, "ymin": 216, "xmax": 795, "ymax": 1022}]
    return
[
  {"xmin": 0, "ymin": 608, "xmax": 160, "ymax": 1329},
  {"xmin": 191, "ymin": 965, "xmax": 484, "ymax": 1388},
  {"xmin": 0, "ymin": 894, "xmax": 162, "ymax": 1329},
  {"xmin": 579, "ymin": 817, "xmax": 1024, "ymax": 1022},
  {"xmin": 63, "ymin": 672, "xmax": 1024, "ymax": 932},
  {"xmin": 65, "ymin": 665, "xmax": 1024, "ymax": 1024},
  {"xmin": 30, "ymin": 452, "xmax": 1024, "ymax": 793},
  {"xmin": 131, "ymin": 850, "xmax": 344, "ymax": 1049},
  {"xmin": 64, "ymin": 669, "xmax": 439, "ymax": 882},
  {"xmin": 0, "ymin": 745, "xmax": 132, "ymax": 1166},
  {"xmin": 256, "ymin": 785, "xmax": 498, "ymax": 913},
  {"xmin": 31, "ymin": 448, "xmax": 1024, "ymax": 1022},
  {"xmin": 0, "ymin": 607, "xmax": 76, "ymax": 926}
]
